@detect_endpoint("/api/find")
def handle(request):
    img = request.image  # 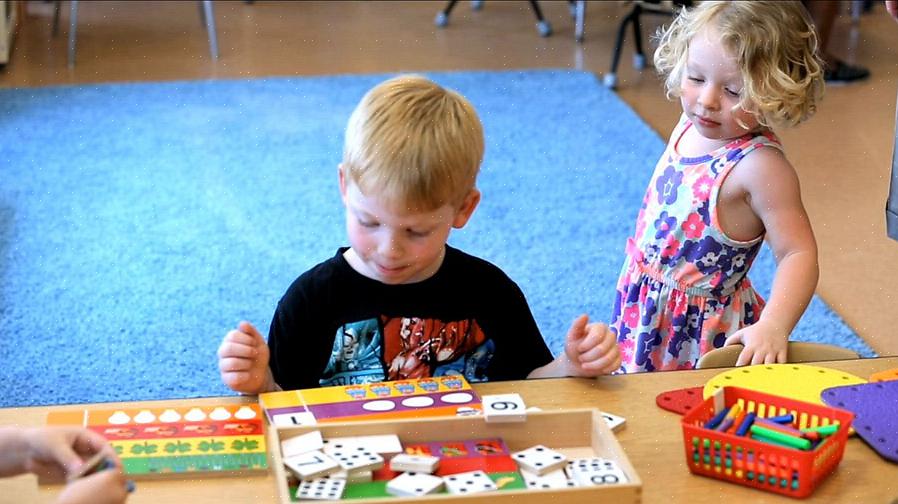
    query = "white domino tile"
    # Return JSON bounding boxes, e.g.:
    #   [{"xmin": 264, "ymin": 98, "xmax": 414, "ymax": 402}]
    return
[
  {"xmin": 442, "ymin": 470, "xmax": 498, "ymax": 495},
  {"xmin": 296, "ymin": 478, "xmax": 346, "ymax": 501},
  {"xmin": 511, "ymin": 445, "xmax": 567, "ymax": 475},
  {"xmin": 283, "ymin": 450, "xmax": 340, "ymax": 480},
  {"xmin": 389, "ymin": 453, "xmax": 440, "ymax": 474},
  {"xmin": 386, "ymin": 472, "xmax": 445, "ymax": 497},
  {"xmin": 281, "ymin": 430, "xmax": 324, "ymax": 459},
  {"xmin": 520, "ymin": 468, "xmax": 577, "ymax": 490}
]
